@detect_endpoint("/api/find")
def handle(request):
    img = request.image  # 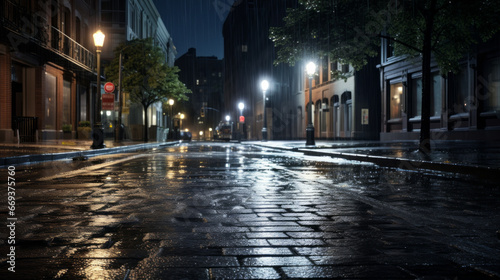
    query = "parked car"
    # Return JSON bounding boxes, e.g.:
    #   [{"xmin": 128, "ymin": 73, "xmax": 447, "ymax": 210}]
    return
[{"xmin": 180, "ymin": 131, "xmax": 192, "ymax": 141}]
